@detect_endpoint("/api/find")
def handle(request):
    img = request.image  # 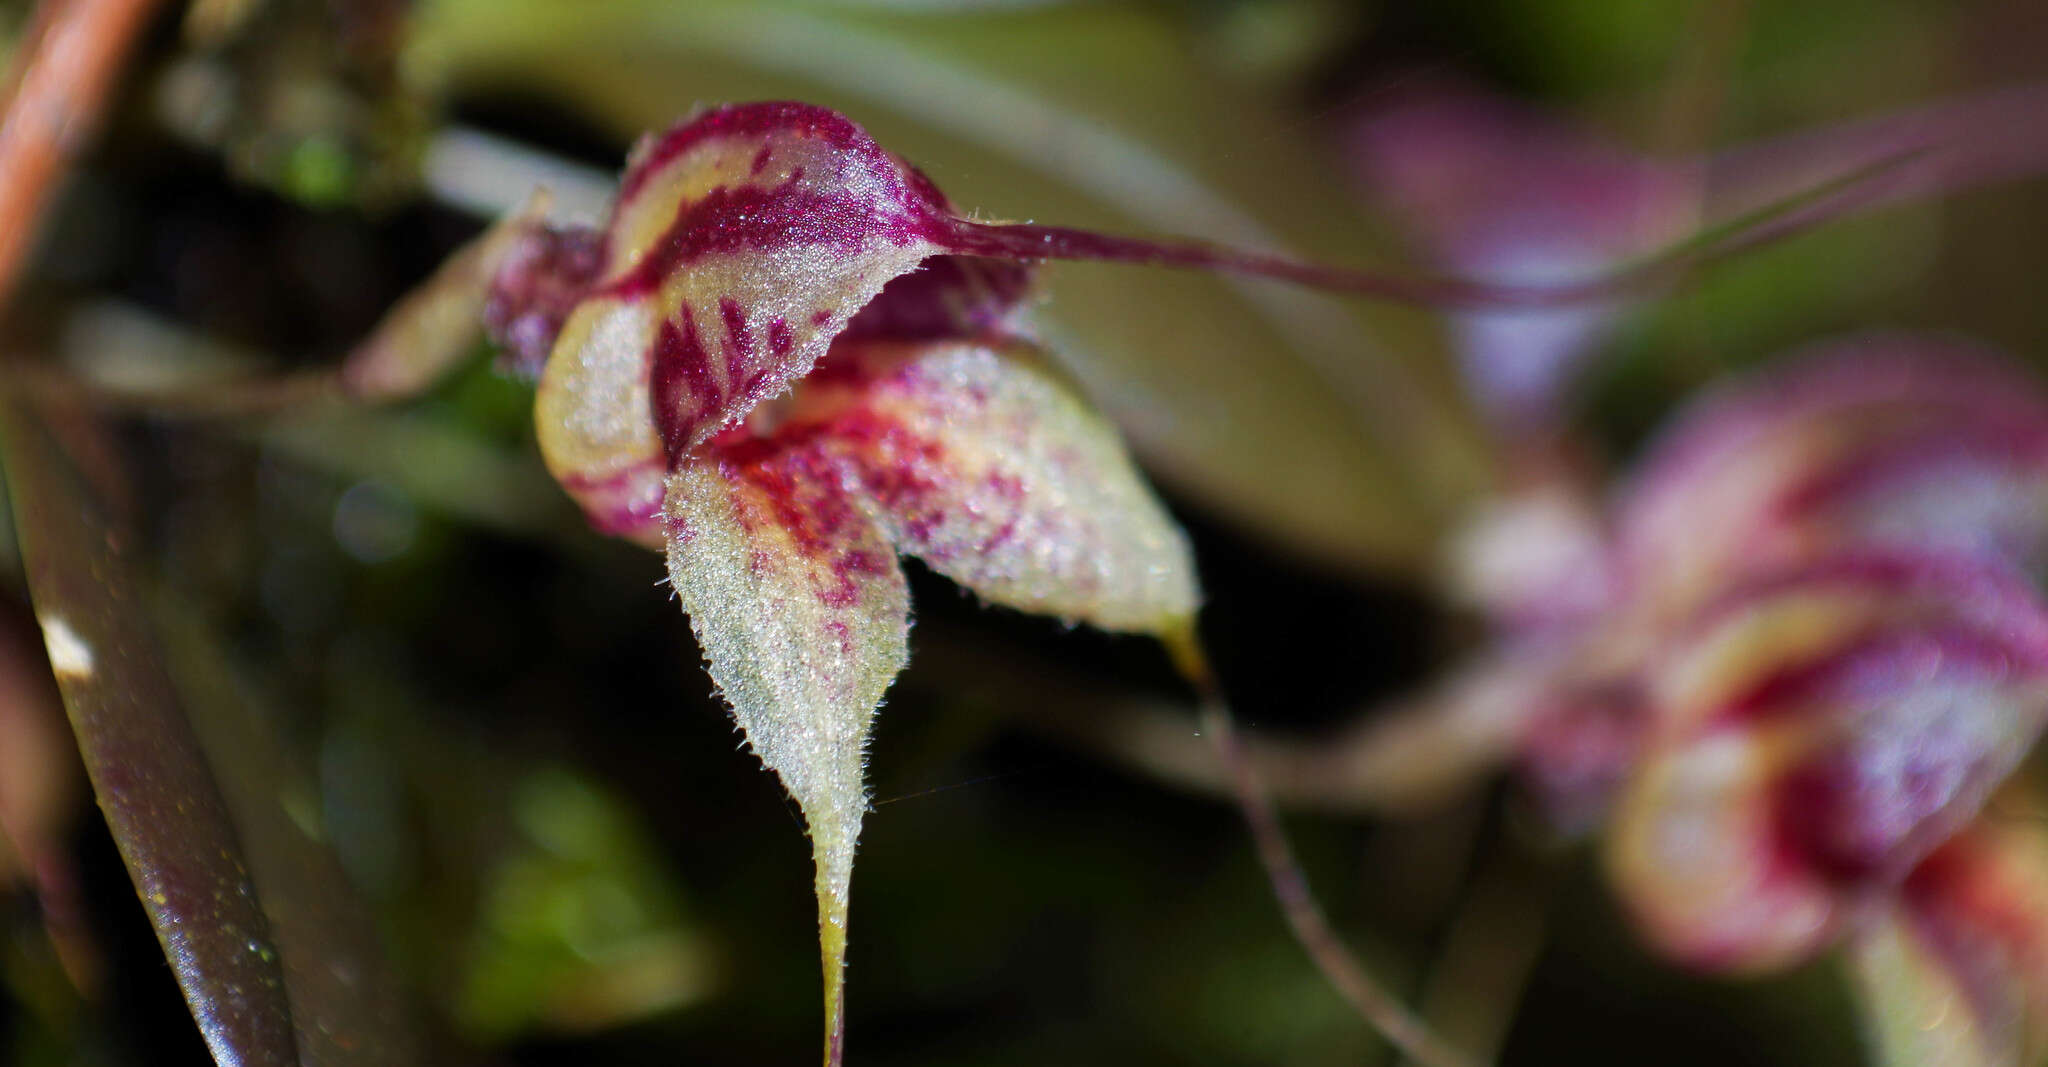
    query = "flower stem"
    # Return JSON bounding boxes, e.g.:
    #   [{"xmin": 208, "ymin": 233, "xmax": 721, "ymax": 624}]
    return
[
  {"xmin": 1163, "ymin": 627, "xmax": 1481, "ymax": 1067},
  {"xmin": 936, "ymin": 143, "xmax": 1917, "ymax": 315}
]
